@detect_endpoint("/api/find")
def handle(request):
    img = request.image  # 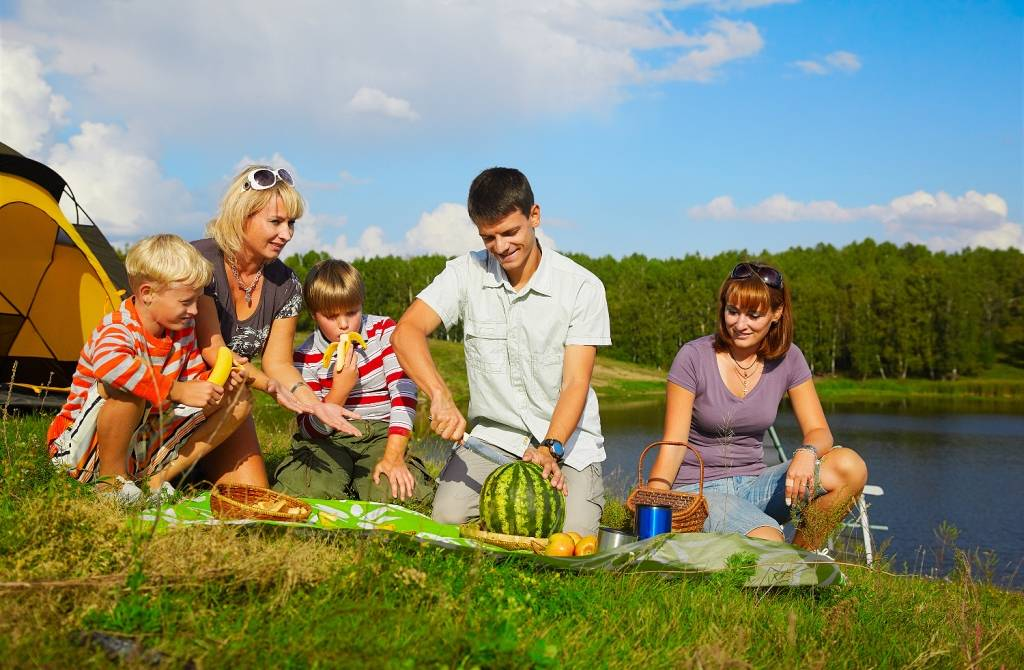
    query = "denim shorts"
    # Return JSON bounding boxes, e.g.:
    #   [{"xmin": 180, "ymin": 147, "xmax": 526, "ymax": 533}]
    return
[{"xmin": 673, "ymin": 458, "xmax": 828, "ymax": 536}]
